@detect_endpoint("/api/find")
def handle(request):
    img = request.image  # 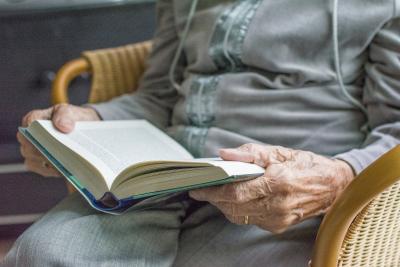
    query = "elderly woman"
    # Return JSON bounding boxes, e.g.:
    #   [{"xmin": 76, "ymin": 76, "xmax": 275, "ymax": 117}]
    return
[{"xmin": 4, "ymin": 0, "xmax": 400, "ymax": 266}]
